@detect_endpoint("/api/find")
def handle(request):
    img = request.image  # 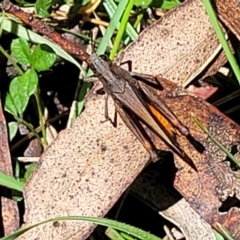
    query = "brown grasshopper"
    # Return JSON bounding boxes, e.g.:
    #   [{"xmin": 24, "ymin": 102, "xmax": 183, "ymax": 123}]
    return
[
  {"xmin": 88, "ymin": 54, "xmax": 194, "ymax": 165},
  {"xmin": 3, "ymin": 2, "xmax": 195, "ymax": 167}
]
